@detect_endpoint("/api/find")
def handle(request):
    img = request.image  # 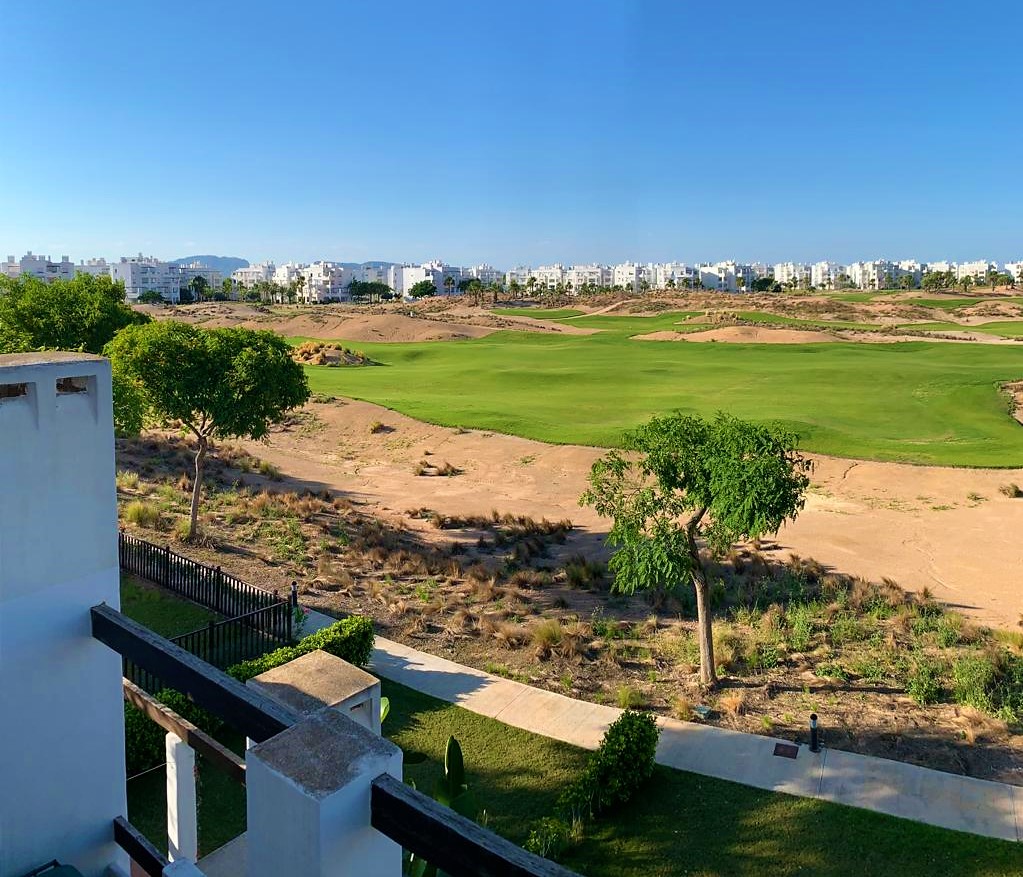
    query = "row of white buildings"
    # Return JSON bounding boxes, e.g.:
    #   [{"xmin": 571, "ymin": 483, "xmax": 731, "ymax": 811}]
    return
[
  {"xmin": 1, "ymin": 252, "xmax": 222, "ymax": 302},
  {"xmin": 507, "ymin": 258, "xmax": 1023, "ymax": 293},
  {"xmin": 231, "ymin": 260, "xmax": 503, "ymax": 303},
  {"xmin": 5, "ymin": 250, "xmax": 1023, "ymax": 301}
]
